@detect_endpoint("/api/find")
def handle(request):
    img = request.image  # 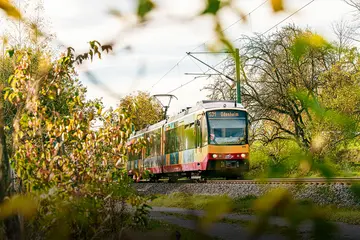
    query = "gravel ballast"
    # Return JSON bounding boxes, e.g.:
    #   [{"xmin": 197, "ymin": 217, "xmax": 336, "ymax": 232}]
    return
[{"xmin": 133, "ymin": 182, "xmax": 360, "ymax": 207}]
